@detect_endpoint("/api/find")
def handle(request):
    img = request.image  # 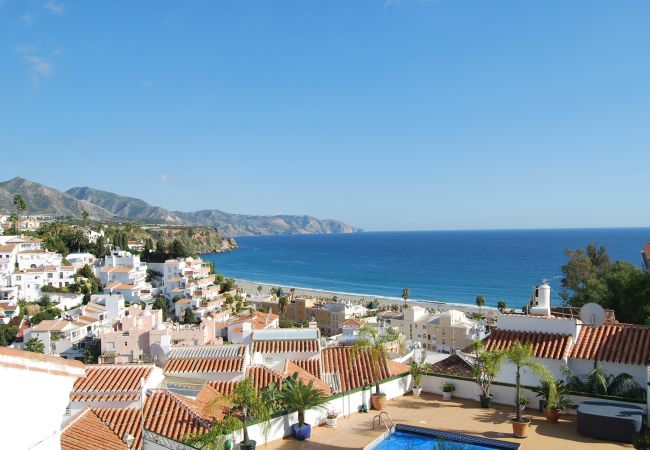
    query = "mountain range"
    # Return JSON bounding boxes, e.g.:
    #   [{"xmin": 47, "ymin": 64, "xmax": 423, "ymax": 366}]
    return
[{"xmin": 0, "ymin": 177, "xmax": 361, "ymax": 236}]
